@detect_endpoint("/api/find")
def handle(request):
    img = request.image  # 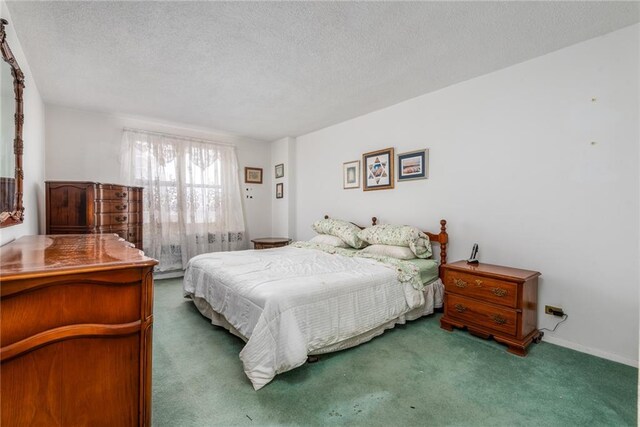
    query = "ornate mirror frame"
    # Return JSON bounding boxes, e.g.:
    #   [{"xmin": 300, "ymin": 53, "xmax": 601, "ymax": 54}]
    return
[{"xmin": 0, "ymin": 18, "xmax": 25, "ymax": 228}]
